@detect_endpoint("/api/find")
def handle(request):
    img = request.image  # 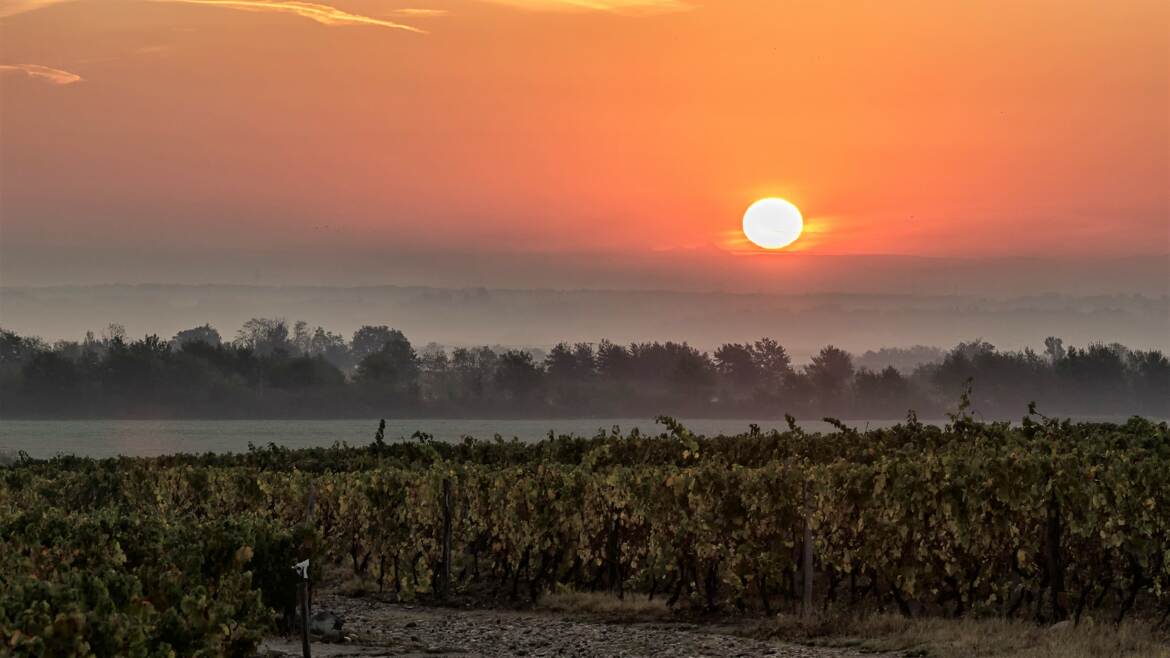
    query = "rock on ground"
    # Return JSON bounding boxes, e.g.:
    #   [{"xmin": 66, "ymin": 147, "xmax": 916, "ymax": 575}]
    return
[{"xmin": 260, "ymin": 594, "xmax": 885, "ymax": 658}]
